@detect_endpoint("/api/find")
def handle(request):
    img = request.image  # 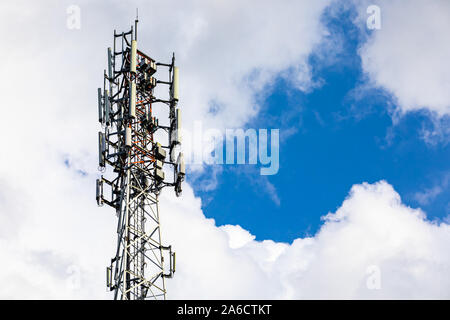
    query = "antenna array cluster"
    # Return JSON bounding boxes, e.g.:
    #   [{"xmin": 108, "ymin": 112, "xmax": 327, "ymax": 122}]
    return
[{"xmin": 96, "ymin": 20, "xmax": 184, "ymax": 300}]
